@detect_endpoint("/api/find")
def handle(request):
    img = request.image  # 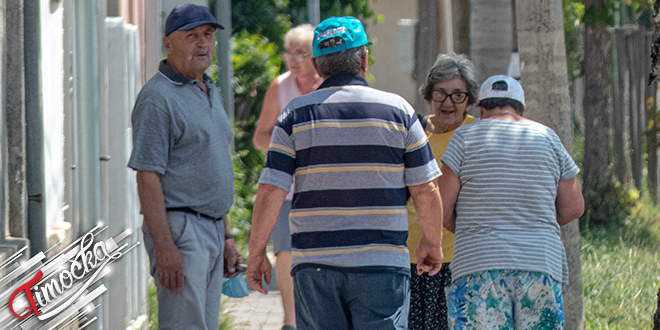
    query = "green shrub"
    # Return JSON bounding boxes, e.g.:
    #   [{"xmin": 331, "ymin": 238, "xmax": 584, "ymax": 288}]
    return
[
  {"xmin": 227, "ymin": 31, "xmax": 282, "ymax": 254},
  {"xmin": 148, "ymin": 279, "xmax": 158, "ymax": 330}
]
